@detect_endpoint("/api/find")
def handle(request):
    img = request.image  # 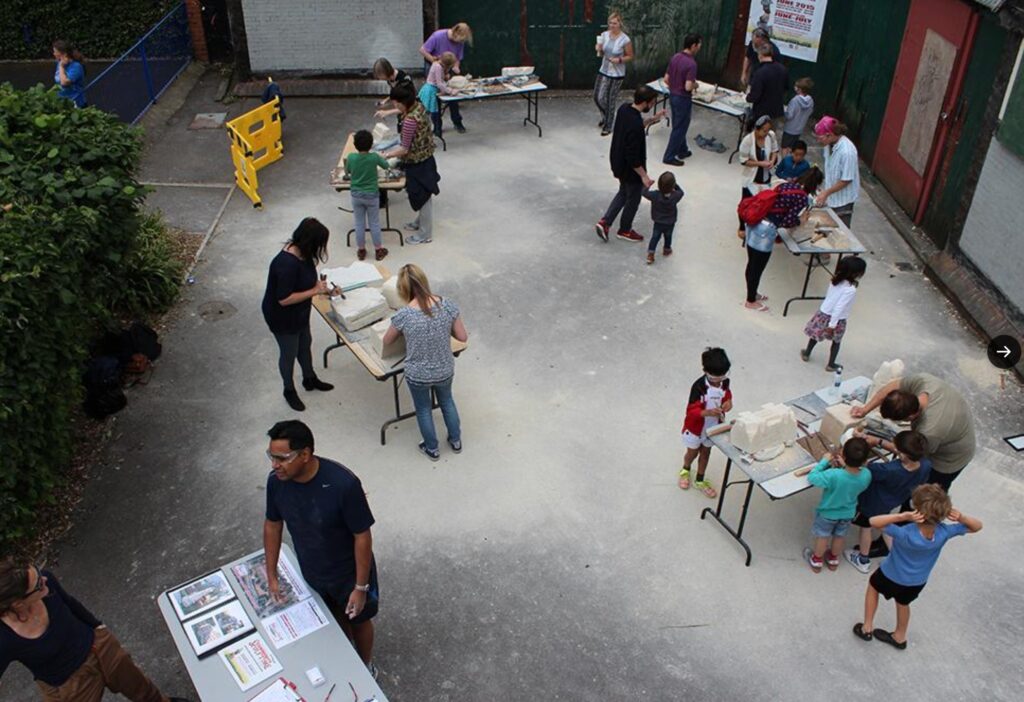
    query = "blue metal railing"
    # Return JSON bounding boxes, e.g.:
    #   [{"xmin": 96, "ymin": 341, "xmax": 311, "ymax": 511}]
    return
[{"xmin": 82, "ymin": 2, "xmax": 193, "ymax": 124}]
